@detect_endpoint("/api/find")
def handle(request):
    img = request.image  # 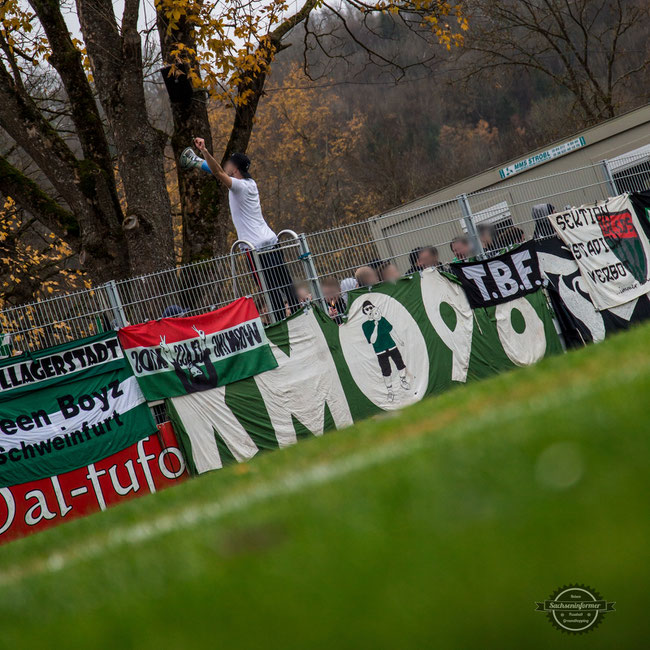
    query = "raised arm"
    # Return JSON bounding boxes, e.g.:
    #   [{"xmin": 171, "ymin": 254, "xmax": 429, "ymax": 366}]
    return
[{"xmin": 194, "ymin": 137, "xmax": 232, "ymax": 188}]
